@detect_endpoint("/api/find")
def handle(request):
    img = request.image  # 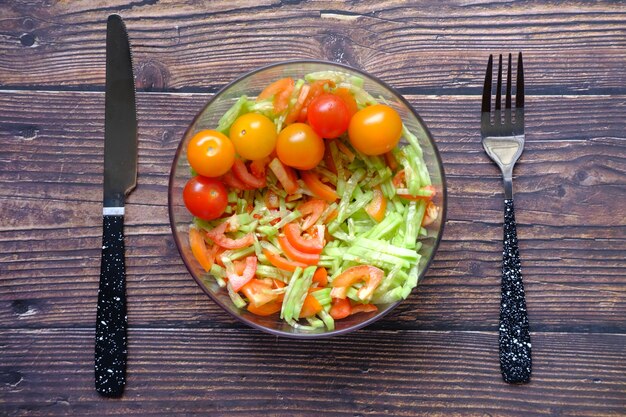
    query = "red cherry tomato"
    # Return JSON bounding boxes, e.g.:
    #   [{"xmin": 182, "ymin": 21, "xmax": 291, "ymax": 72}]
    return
[
  {"xmin": 183, "ymin": 176, "xmax": 228, "ymax": 220},
  {"xmin": 307, "ymin": 94, "xmax": 350, "ymax": 139}
]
